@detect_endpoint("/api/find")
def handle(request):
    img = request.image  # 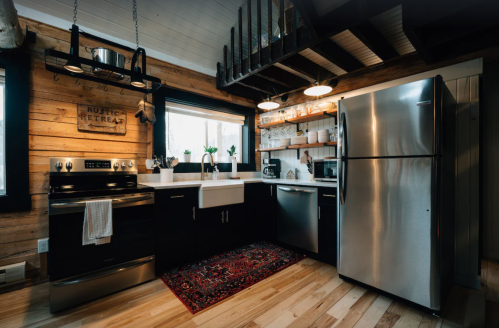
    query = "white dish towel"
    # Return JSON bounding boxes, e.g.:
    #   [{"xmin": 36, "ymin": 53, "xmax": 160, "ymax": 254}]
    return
[{"xmin": 83, "ymin": 199, "xmax": 113, "ymax": 245}]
